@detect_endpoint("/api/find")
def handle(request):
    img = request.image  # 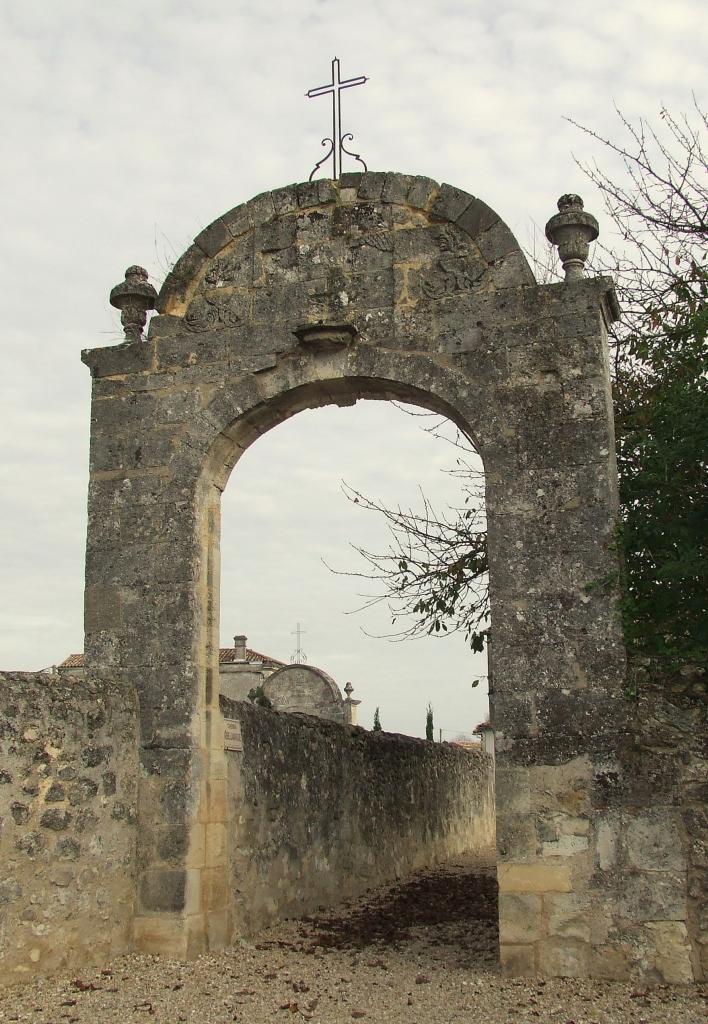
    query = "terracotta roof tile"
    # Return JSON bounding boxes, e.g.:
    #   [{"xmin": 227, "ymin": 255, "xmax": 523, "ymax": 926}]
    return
[
  {"xmin": 58, "ymin": 653, "xmax": 84, "ymax": 668},
  {"xmin": 219, "ymin": 646, "xmax": 285, "ymax": 667}
]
